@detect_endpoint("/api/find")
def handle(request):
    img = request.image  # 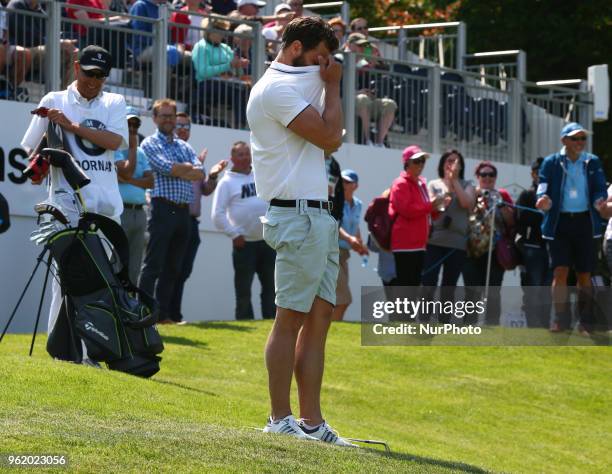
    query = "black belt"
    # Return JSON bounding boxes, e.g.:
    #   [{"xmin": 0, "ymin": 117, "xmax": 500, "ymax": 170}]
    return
[
  {"xmin": 270, "ymin": 198, "xmax": 331, "ymax": 211},
  {"xmin": 560, "ymin": 211, "xmax": 589, "ymax": 218},
  {"xmin": 153, "ymin": 197, "xmax": 189, "ymax": 209},
  {"xmin": 123, "ymin": 203, "xmax": 144, "ymax": 210}
]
